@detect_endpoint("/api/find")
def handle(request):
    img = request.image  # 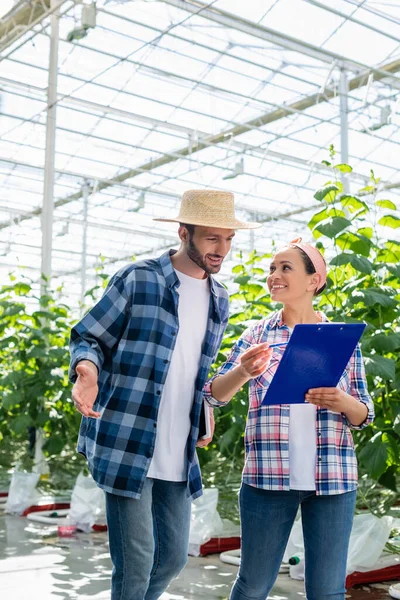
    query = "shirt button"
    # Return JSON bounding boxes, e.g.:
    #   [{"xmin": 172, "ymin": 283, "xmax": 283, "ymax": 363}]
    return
[
  {"xmin": 153, "ymin": 422, "xmax": 157, "ymax": 428},
  {"xmin": 318, "ymin": 457, "xmax": 322, "ymax": 461},
  {"xmin": 171, "ymin": 331, "xmax": 176, "ymax": 336},
  {"xmin": 163, "ymin": 359, "xmax": 168, "ymax": 364},
  {"xmin": 156, "ymin": 390, "xmax": 161, "ymax": 395},
  {"xmin": 318, "ymin": 432, "xmax": 322, "ymax": 437}
]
